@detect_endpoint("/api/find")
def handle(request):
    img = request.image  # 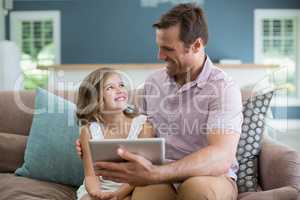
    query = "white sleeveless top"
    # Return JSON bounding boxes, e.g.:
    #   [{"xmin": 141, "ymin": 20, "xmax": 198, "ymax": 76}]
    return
[
  {"xmin": 77, "ymin": 114, "xmax": 147, "ymax": 198},
  {"xmin": 89, "ymin": 114, "xmax": 147, "ymax": 140}
]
